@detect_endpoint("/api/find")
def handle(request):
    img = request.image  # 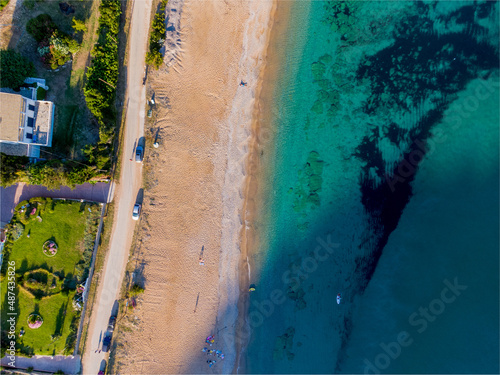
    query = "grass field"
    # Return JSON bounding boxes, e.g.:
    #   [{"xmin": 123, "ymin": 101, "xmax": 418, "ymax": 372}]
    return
[{"xmin": 1, "ymin": 198, "xmax": 100, "ymax": 356}]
